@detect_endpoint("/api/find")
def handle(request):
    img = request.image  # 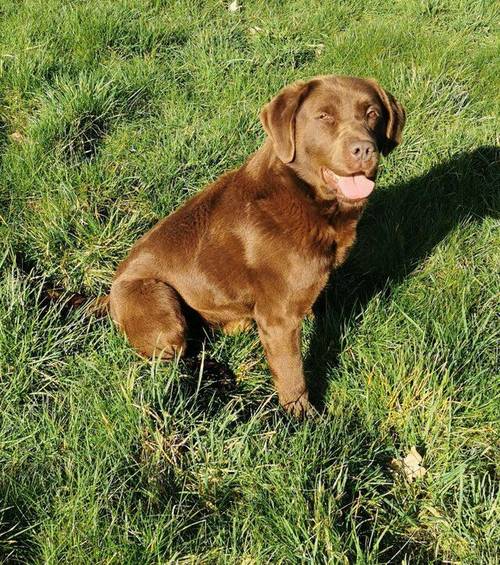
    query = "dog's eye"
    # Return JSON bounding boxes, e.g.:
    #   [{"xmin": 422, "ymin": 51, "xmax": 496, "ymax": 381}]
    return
[
  {"xmin": 366, "ymin": 109, "xmax": 379, "ymax": 120},
  {"xmin": 317, "ymin": 112, "xmax": 334, "ymax": 122}
]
